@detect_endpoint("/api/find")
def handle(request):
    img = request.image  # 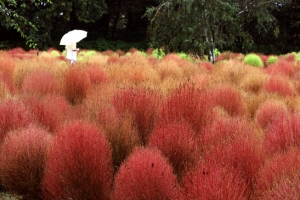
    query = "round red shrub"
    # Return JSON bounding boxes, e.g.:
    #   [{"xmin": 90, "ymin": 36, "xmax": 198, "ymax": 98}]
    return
[
  {"xmin": 63, "ymin": 66, "xmax": 91, "ymax": 104},
  {"xmin": 23, "ymin": 95, "xmax": 71, "ymax": 133},
  {"xmin": 0, "ymin": 125, "xmax": 51, "ymax": 199},
  {"xmin": 207, "ymin": 85, "xmax": 247, "ymax": 116},
  {"xmin": 112, "ymin": 147, "xmax": 180, "ymax": 200},
  {"xmin": 148, "ymin": 122, "xmax": 198, "ymax": 179},
  {"xmin": 21, "ymin": 69, "xmax": 59, "ymax": 96},
  {"xmin": 255, "ymin": 147, "xmax": 300, "ymax": 199},
  {"xmin": 0, "ymin": 99, "xmax": 34, "ymax": 140},
  {"xmin": 42, "ymin": 121, "xmax": 114, "ymax": 200},
  {"xmin": 255, "ymin": 100, "xmax": 290, "ymax": 130},
  {"xmin": 86, "ymin": 65, "xmax": 109, "ymax": 84},
  {"xmin": 263, "ymin": 75, "xmax": 296, "ymax": 97},
  {"xmin": 263, "ymin": 113, "xmax": 294, "ymax": 155},
  {"xmin": 113, "ymin": 88, "xmax": 161, "ymax": 144},
  {"xmin": 201, "ymin": 116, "xmax": 264, "ymax": 197},
  {"xmin": 181, "ymin": 164, "xmax": 248, "ymax": 200},
  {"xmin": 265, "ymin": 60, "xmax": 294, "ymax": 77},
  {"xmin": 159, "ymin": 84, "xmax": 213, "ymax": 133}
]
